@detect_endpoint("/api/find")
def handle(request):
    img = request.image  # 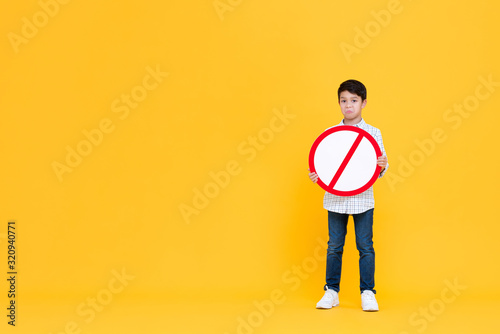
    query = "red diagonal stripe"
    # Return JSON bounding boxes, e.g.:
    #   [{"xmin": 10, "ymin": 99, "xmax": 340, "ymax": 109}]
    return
[{"xmin": 328, "ymin": 133, "xmax": 363, "ymax": 190}]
